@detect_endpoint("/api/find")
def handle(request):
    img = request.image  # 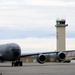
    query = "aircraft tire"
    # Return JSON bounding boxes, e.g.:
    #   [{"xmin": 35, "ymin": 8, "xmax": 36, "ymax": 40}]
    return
[
  {"xmin": 12, "ymin": 62, "xmax": 14, "ymax": 66},
  {"xmin": 12, "ymin": 62, "xmax": 18, "ymax": 66},
  {"xmin": 19, "ymin": 61, "xmax": 23, "ymax": 66},
  {"xmin": 12, "ymin": 61, "xmax": 23, "ymax": 66},
  {"xmin": 14, "ymin": 62, "xmax": 18, "ymax": 66}
]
